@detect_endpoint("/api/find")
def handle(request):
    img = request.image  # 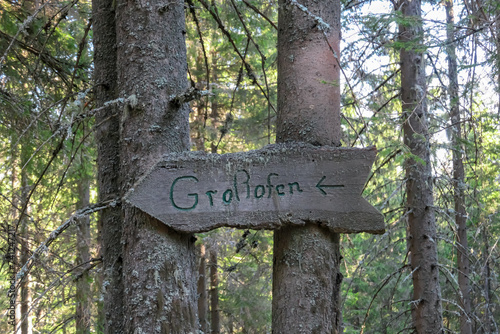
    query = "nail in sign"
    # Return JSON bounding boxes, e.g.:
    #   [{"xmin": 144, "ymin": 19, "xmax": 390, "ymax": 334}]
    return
[{"xmin": 125, "ymin": 143, "xmax": 384, "ymax": 234}]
